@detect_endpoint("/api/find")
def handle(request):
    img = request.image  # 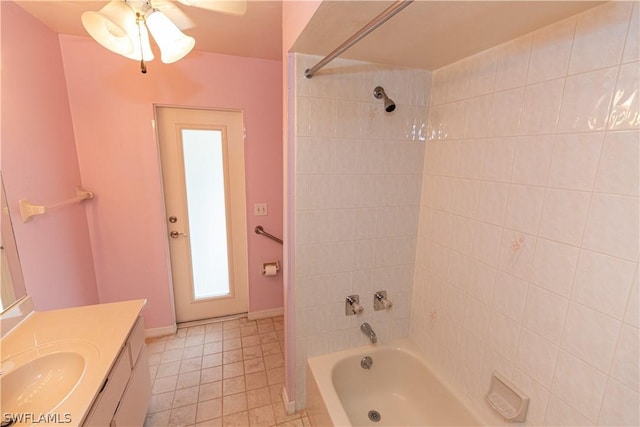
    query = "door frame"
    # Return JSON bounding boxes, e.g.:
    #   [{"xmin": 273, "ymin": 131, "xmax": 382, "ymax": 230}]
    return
[{"xmin": 153, "ymin": 104, "xmax": 249, "ymax": 323}]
